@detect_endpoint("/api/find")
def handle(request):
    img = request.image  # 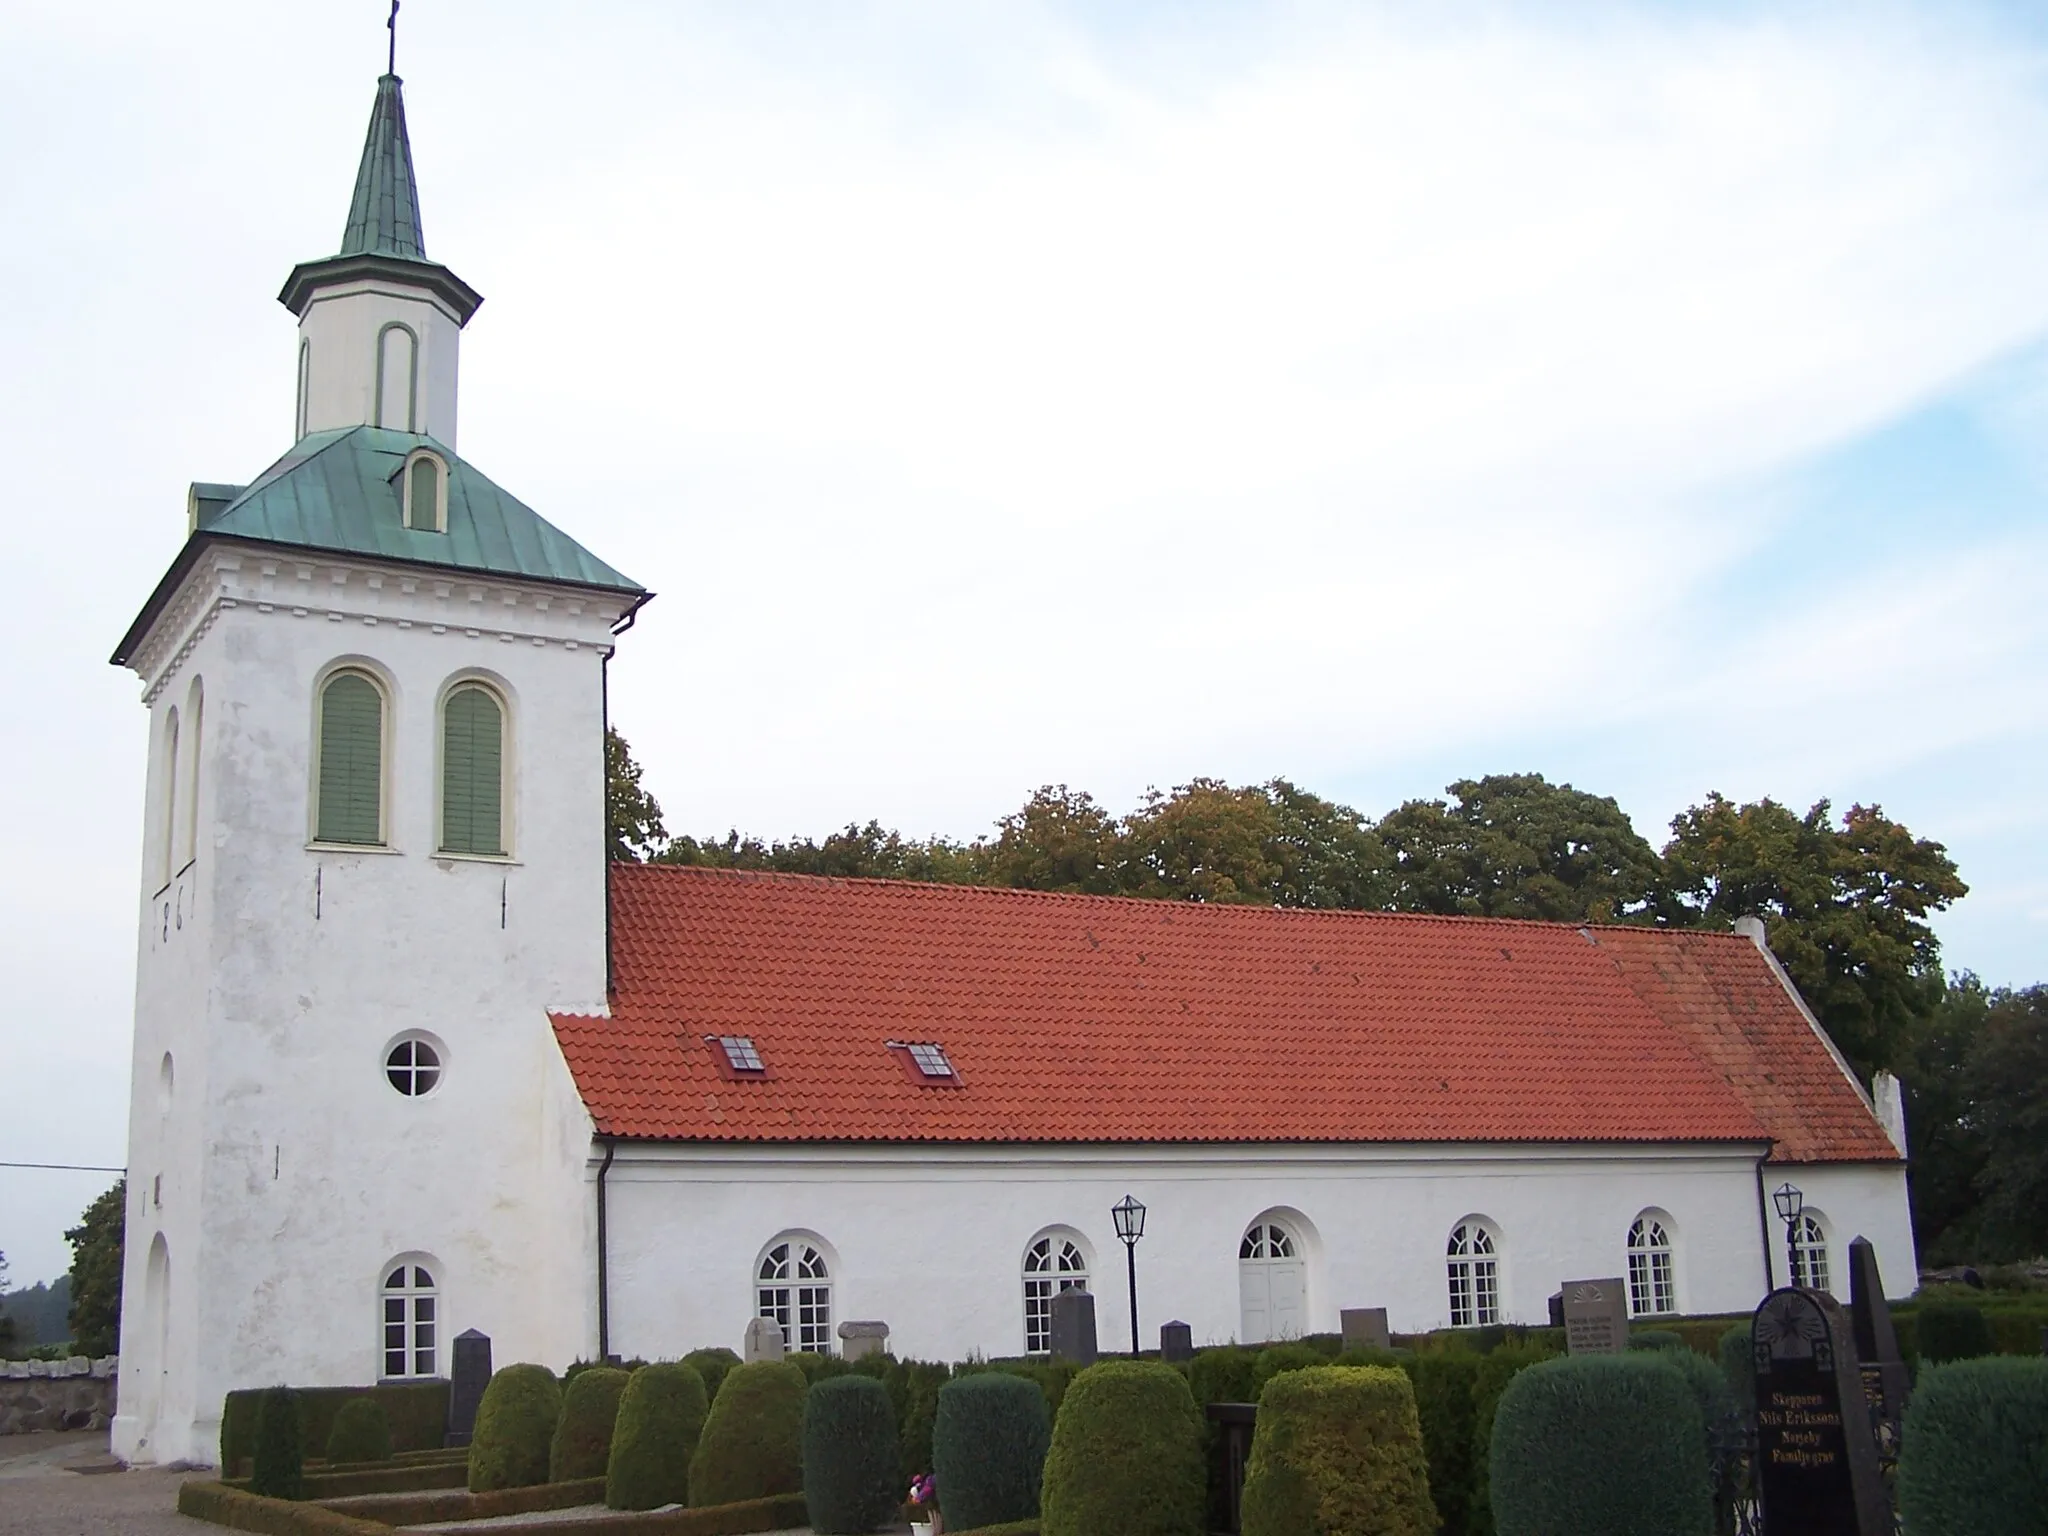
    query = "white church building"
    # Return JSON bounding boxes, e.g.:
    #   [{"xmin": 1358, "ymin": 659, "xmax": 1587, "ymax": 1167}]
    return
[{"xmin": 109, "ymin": 68, "xmax": 1917, "ymax": 1468}]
